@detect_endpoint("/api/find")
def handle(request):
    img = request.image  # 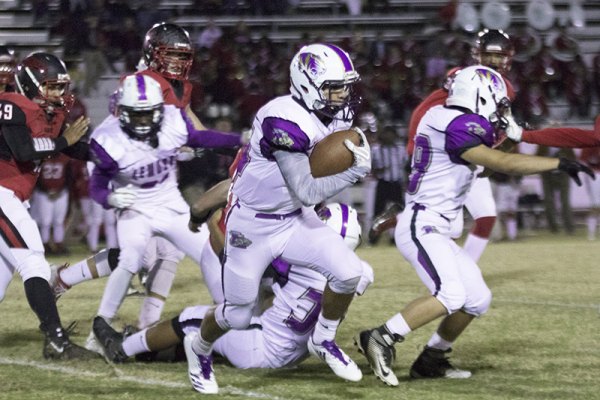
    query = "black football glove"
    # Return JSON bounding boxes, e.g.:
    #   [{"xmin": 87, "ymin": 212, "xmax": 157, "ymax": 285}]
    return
[{"xmin": 558, "ymin": 157, "xmax": 595, "ymax": 186}]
